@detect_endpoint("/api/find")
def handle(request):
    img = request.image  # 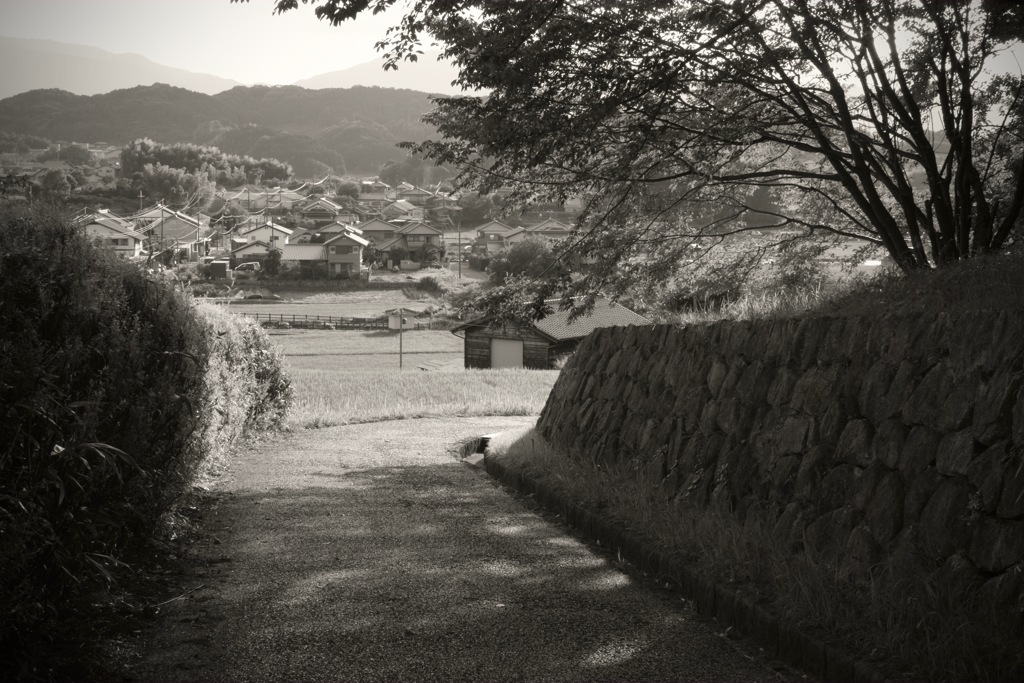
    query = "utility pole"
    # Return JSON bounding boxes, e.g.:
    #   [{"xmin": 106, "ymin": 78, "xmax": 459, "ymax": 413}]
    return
[
  {"xmin": 457, "ymin": 217, "xmax": 462, "ymax": 279},
  {"xmin": 399, "ymin": 310, "xmax": 404, "ymax": 370},
  {"xmin": 138, "ymin": 190, "xmax": 143, "ymax": 211}
]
